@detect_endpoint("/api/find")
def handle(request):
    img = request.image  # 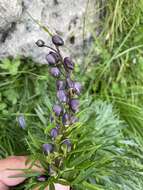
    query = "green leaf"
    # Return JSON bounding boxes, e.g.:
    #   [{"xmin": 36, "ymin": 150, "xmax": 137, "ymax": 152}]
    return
[
  {"xmin": 49, "ymin": 183, "xmax": 55, "ymax": 190},
  {"xmin": 56, "ymin": 179, "xmax": 70, "ymax": 186},
  {"xmin": 0, "ymin": 58, "xmax": 20, "ymax": 75},
  {"xmin": 3, "ymin": 89, "xmax": 18, "ymax": 104},
  {"xmin": 82, "ymin": 181, "xmax": 104, "ymax": 190},
  {"xmin": 35, "ymin": 105, "xmax": 47, "ymax": 125}
]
